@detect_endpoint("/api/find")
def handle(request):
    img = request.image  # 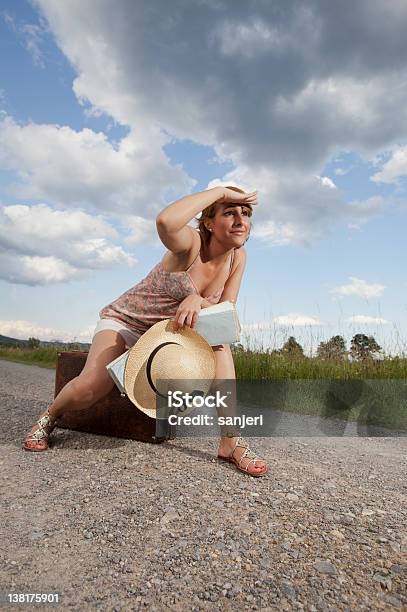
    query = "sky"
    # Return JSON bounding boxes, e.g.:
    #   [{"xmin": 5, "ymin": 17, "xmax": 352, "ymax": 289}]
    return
[{"xmin": 0, "ymin": 0, "xmax": 406, "ymax": 356}]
